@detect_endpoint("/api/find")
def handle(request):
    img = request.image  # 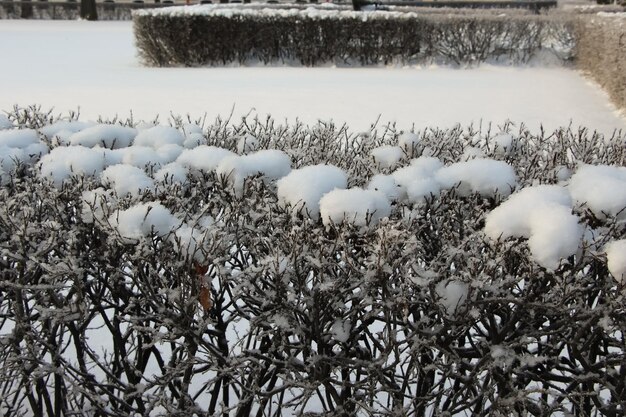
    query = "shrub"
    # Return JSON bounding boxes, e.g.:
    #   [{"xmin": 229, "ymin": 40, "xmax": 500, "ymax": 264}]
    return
[
  {"xmin": 575, "ymin": 14, "xmax": 626, "ymax": 111},
  {"xmin": 0, "ymin": 107, "xmax": 624, "ymax": 416},
  {"xmin": 133, "ymin": 6, "xmax": 576, "ymax": 66}
]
